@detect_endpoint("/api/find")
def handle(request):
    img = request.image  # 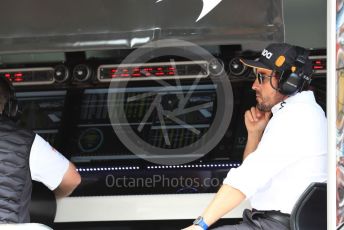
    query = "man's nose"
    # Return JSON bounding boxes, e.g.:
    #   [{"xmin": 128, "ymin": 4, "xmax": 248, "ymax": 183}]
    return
[{"xmin": 252, "ymin": 78, "xmax": 260, "ymax": 91}]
